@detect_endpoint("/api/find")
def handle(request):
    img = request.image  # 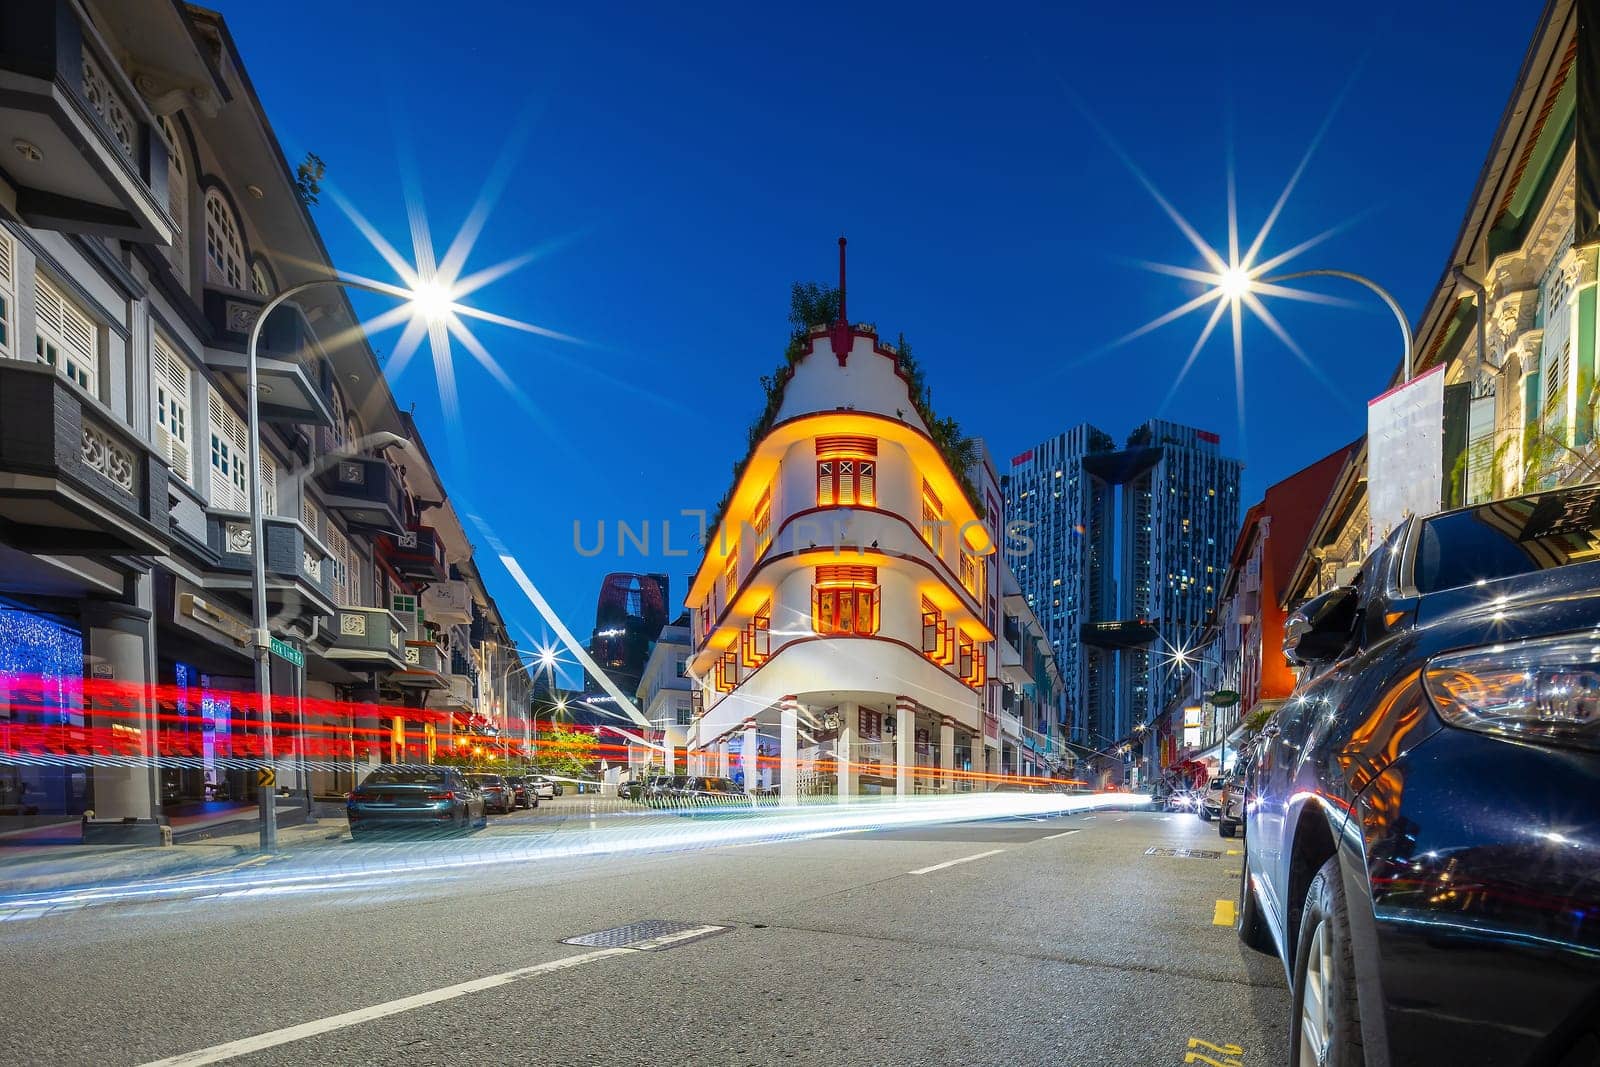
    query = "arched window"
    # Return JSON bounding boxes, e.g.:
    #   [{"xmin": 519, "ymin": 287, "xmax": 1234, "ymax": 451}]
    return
[
  {"xmin": 157, "ymin": 115, "xmax": 189, "ymax": 286},
  {"xmin": 250, "ymin": 259, "xmax": 275, "ymax": 297},
  {"xmin": 203, "ymin": 187, "xmax": 246, "ymax": 289}
]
